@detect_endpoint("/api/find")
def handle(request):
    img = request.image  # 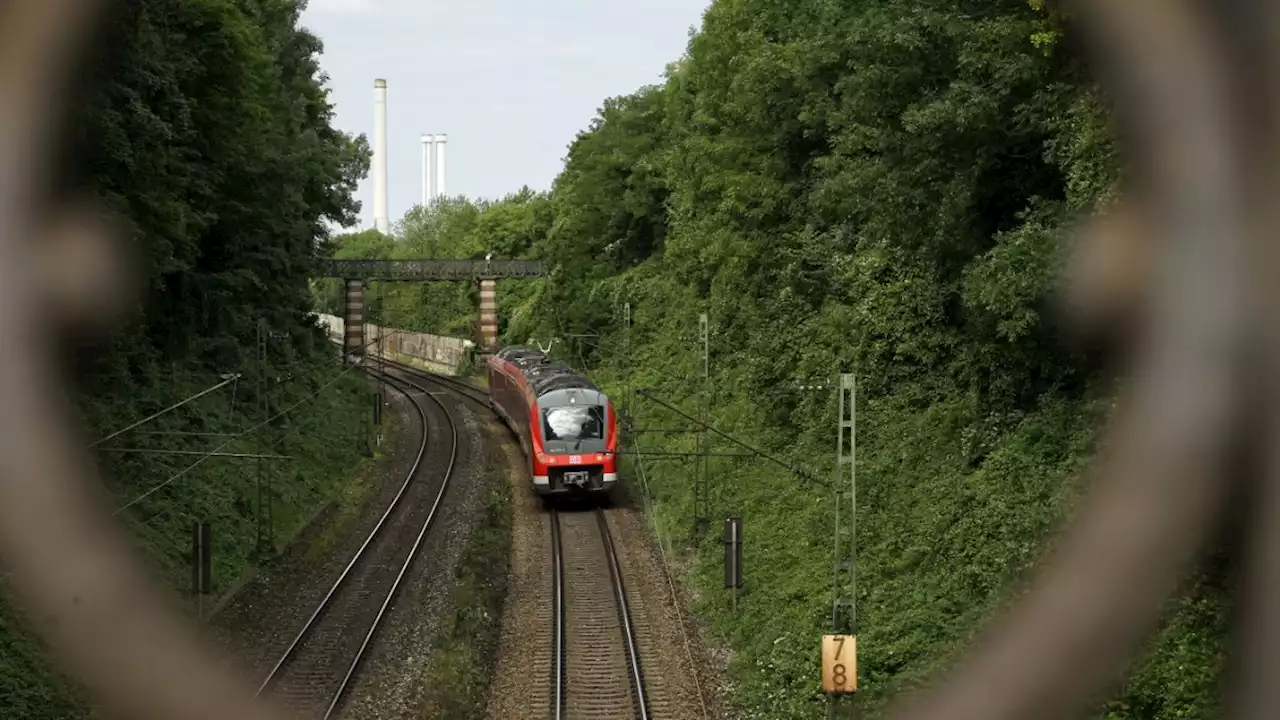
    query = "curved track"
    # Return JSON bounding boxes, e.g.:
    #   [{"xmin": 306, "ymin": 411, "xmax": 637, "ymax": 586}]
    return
[
  {"xmin": 255, "ymin": 366, "xmax": 458, "ymax": 719},
  {"xmin": 553, "ymin": 507, "xmax": 650, "ymax": 720},
  {"xmin": 401, "ymin": 362, "xmax": 491, "ymax": 405},
  {"xmin": 374, "ymin": 355, "xmax": 656, "ymax": 719}
]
